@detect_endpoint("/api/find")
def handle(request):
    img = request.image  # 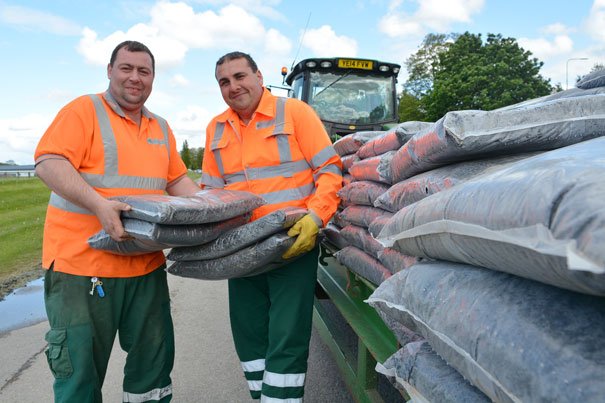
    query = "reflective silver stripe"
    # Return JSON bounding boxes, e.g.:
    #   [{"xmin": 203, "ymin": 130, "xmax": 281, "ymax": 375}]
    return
[
  {"xmin": 260, "ymin": 396, "xmax": 302, "ymax": 403},
  {"xmin": 123, "ymin": 384, "xmax": 172, "ymax": 402},
  {"xmin": 200, "ymin": 172, "xmax": 225, "ymax": 188},
  {"xmin": 211, "ymin": 122, "xmax": 227, "ymax": 177},
  {"xmin": 273, "ymin": 98, "xmax": 291, "ymax": 163},
  {"xmin": 272, "ymin": 97, "xmax": 287, "ymax": 134},
  {"xmin": 256, "ymin": 119, "xmax": 275, "ymax": 129},
  {"xmin": 313, "ymin": 163, "xmax": 342, "ymax": 182},
  {"xmin": 241, "ymin": 358, "xmax": 265, "ymax": 372},
  {"xmin": 275, "ymin": 134, "xmax": 291, "ymax": 163},
  {"xmin": 49, "ymin": 192, "xmax": 94, "ymax": 215},
  {"xmin": 151, "ymin": 113, "xmax": 171, "ymax": 161},
  {"xmin": 244, "ymin": 160, "xmax": 310, "ymax": 181},
  {"xmin": 264, "ymin": 370, "xmax": 305, "ymax": 387},
  {"xmin": 90, "ymin": 95, "xmax": 118, "ymax": 176},
  {"xmin": 310, "ymin": 146, "xmax": 338, "ymax": 170},
  {"xmin": 80, "ymin": 173, "xmax": 166, "ymax": 190},
  {"xmin": 247, "ymin": 380, "xmax": 263, "ymax": 391},
  {"xmin": 260, "ymin": 182, "xmax": 314, "ymax": 205},
  {"xmin": 224, "ymin": 171, "xmax": 247, "ymax": 184}
]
